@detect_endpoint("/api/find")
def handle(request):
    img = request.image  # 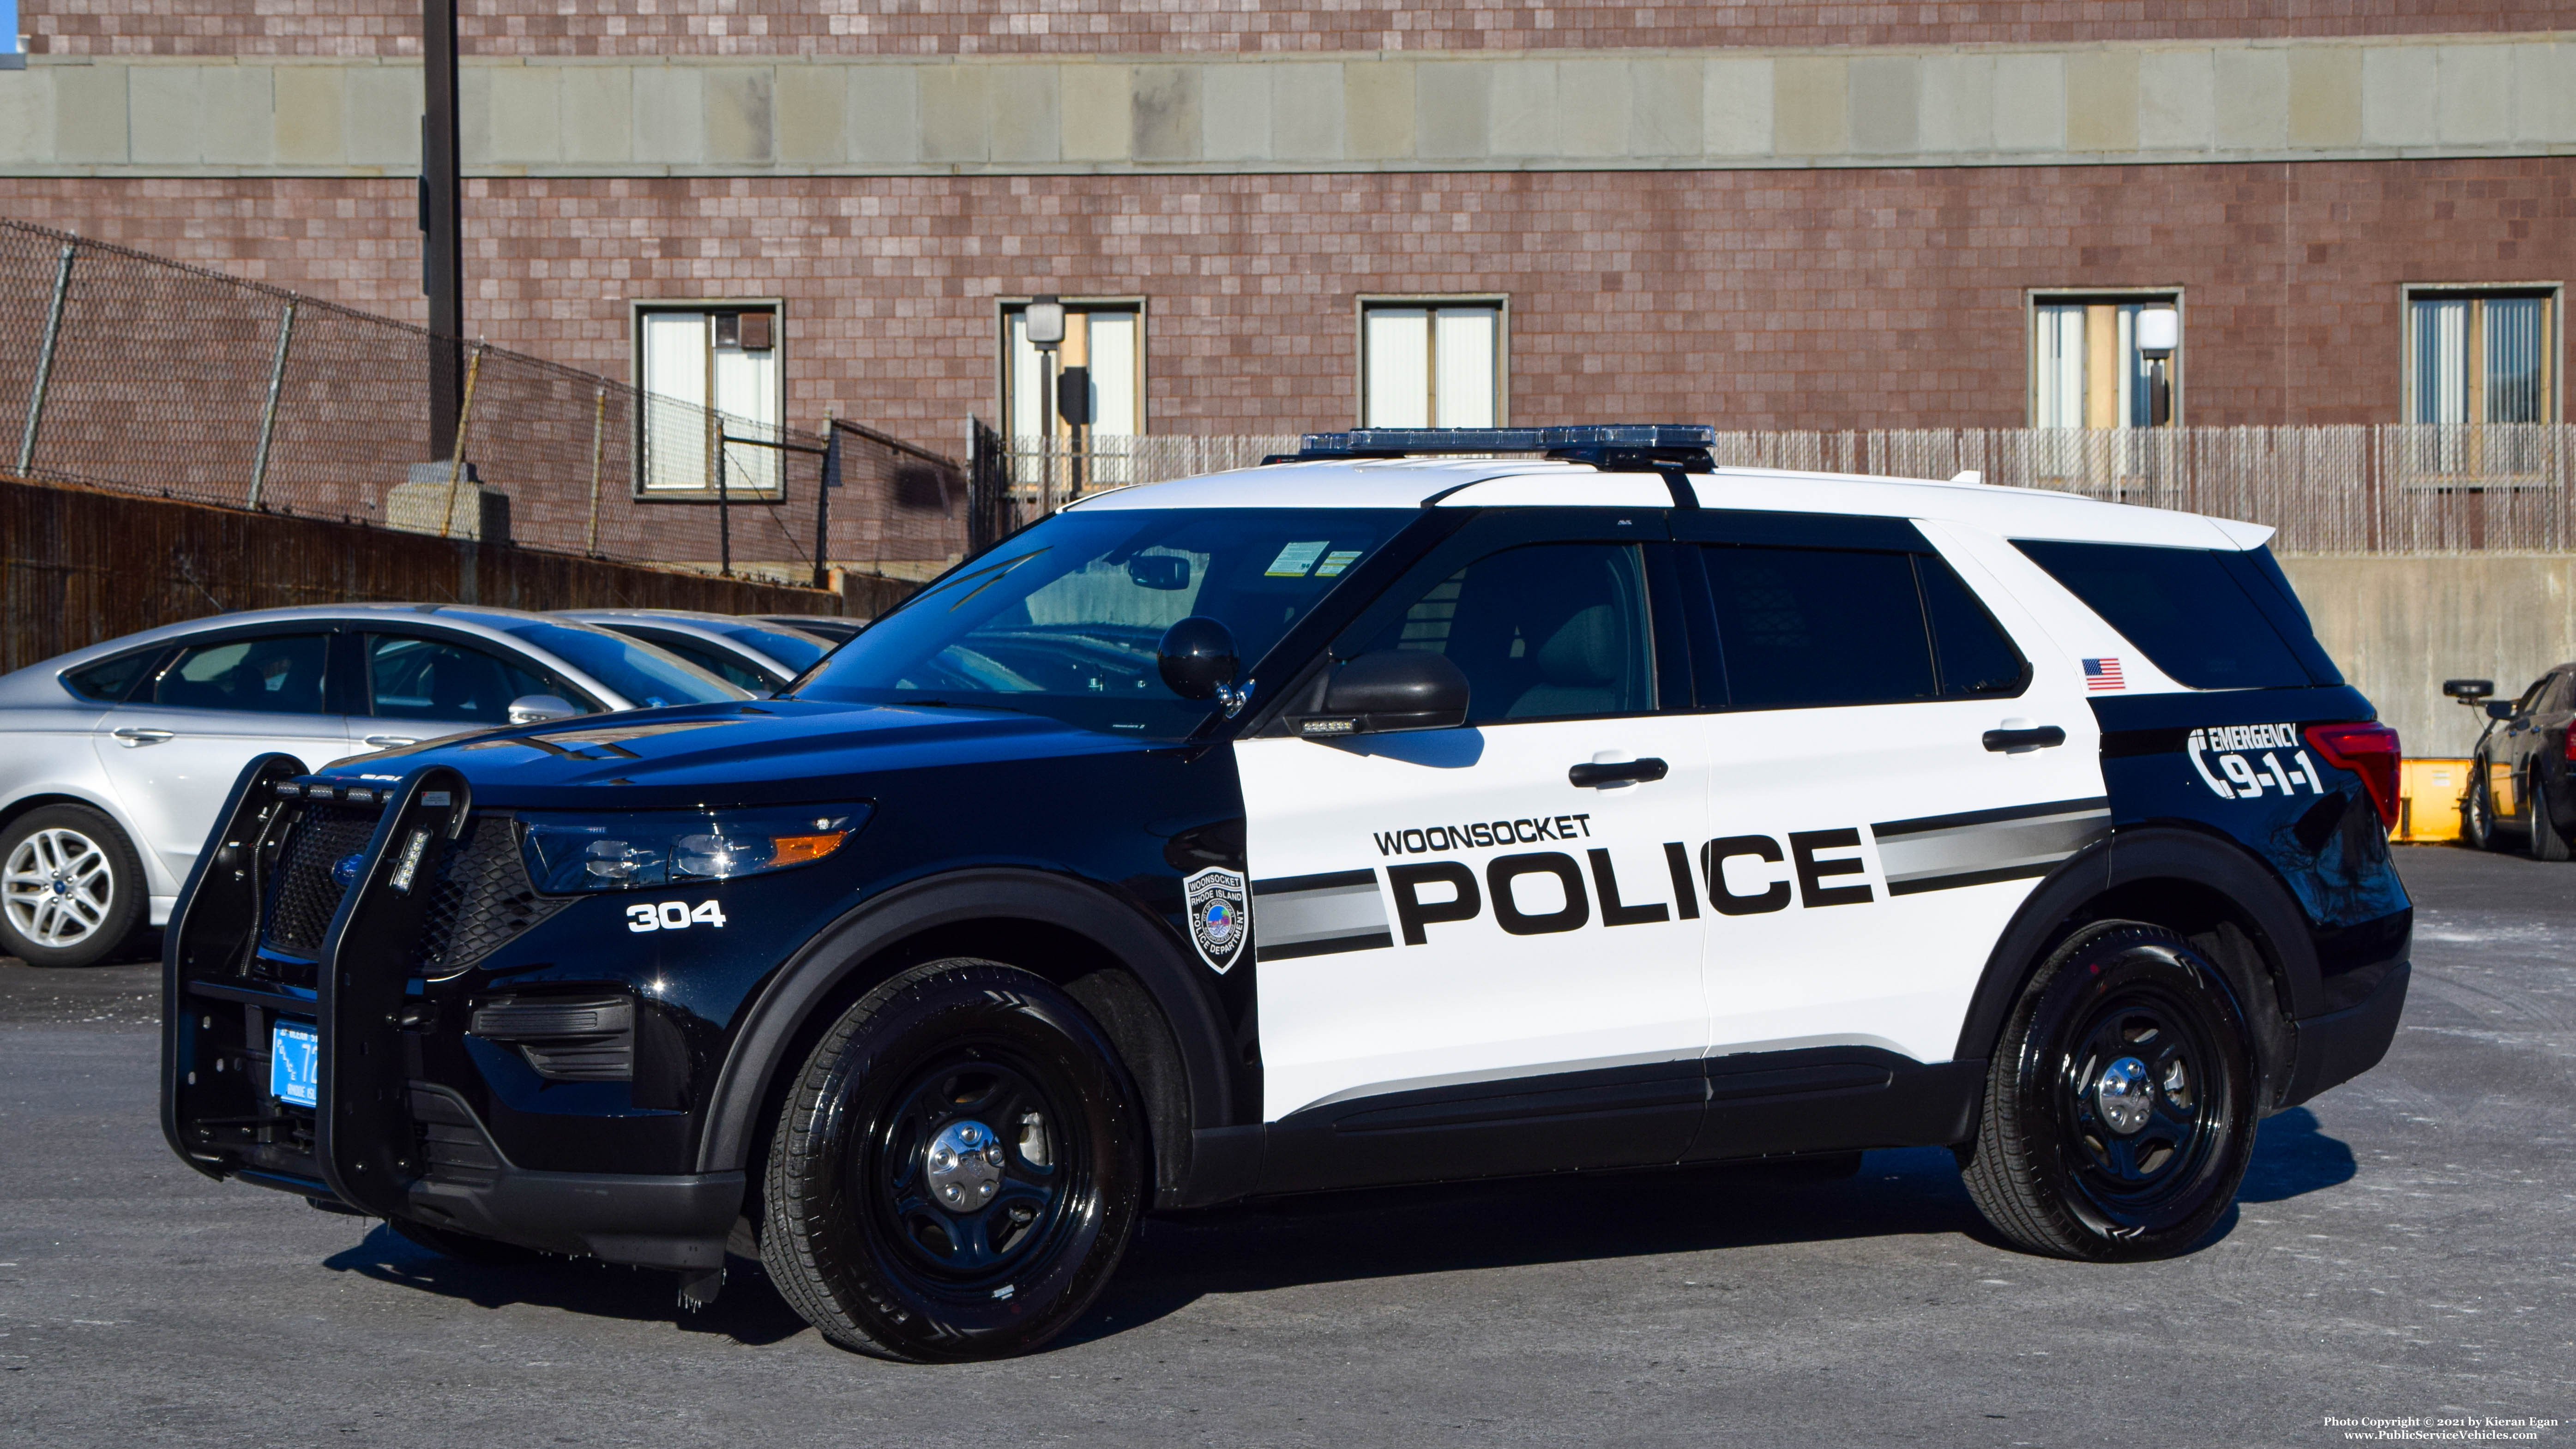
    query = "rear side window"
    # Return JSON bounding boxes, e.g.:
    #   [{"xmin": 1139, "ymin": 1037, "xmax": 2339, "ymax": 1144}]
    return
[
  {"xmin": 2013, "ymin": 540, "xmax": 2320, "ymax": 690},
  {"xmin": 62, "ymin": 649, "xmax": 161, "ymax": 703},
  {"xmin": 1698, "ymin": 547, "xmax": 2027, "ymax": 709}
]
